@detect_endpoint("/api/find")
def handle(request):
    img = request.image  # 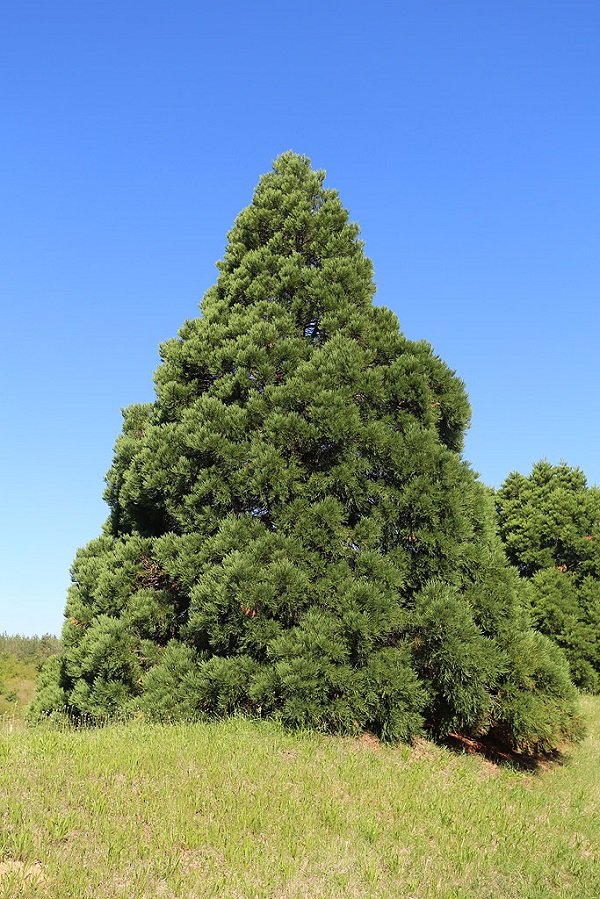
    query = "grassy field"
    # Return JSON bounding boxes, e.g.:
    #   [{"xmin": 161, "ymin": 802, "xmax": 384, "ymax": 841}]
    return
[
  {"xmin": 0, "ymin": 635, "xmax": 61, "ymax": 720},
  {"xmin": 0, "ymin": 696, "xmax": 598, "ymax": 898},
  {"xmin": 0, "ymin": 652, "xmax": 37, "ymax": 719}
]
